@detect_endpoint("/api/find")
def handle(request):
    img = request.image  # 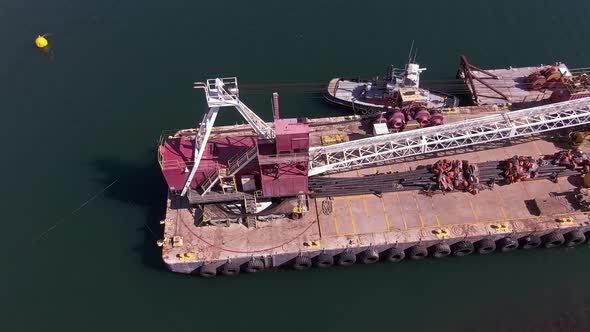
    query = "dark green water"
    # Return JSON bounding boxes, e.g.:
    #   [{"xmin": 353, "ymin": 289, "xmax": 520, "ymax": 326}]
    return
[{"xmin": 4, "ymin": 1, "xmax": 590, "ymax": 331}]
